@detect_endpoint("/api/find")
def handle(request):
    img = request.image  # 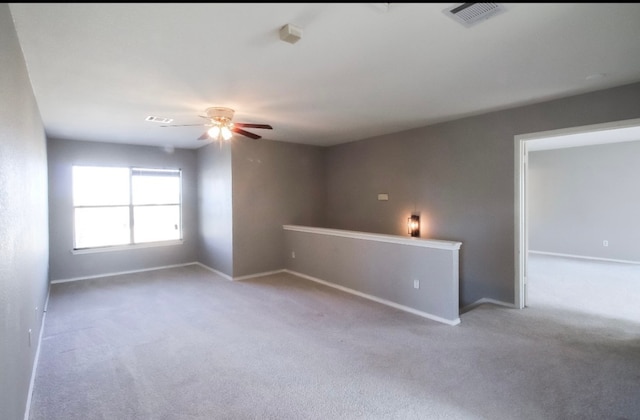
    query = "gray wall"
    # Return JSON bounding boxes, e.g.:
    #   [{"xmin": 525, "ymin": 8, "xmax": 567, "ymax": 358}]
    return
[
  {"xmin": 285, "ymin": 228, "xmax": 460, "ymax": 324},
  {"xmin": 197, "ymin": 141, "xmax": 233, "ymax": 276},
  {"xmin": 47, "ymin": 138, "xmax": 198, "ymax": 281},
  {"xmin": 325, "ymin": 82, "xmax": 640, "ymax": 307},
  {"xmin": 232, "ymin": 138, "xmax": 326, "ymax": 277},
  {"xmin": 529, "ymin": 141, "xmax": 640, "ymax": 262},
  {"xmin": 0, "ymin": 4, "xmax": 50, "ymax": 420}
]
